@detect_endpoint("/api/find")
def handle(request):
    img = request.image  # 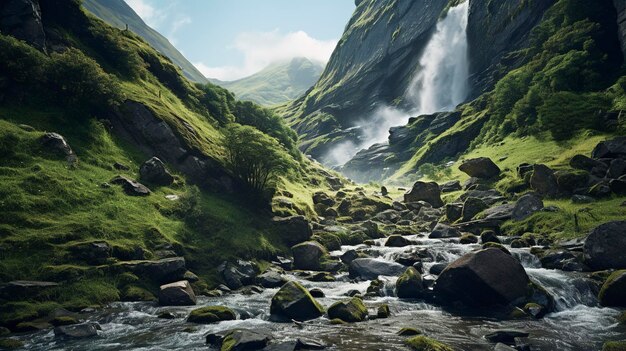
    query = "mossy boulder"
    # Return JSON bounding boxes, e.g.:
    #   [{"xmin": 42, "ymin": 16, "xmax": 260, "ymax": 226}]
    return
[
  {"xmin": 270, "ymin": 281, "xmax": 324, "ymax": 321},
  {"xmin": 187, "ymin": 306, "xmax": 236, "ymax": 324},
  {"xmin": 121, "ymin": 286, "xmax": 156, "ymax": 302},
  {"xmin": 327, "ymin": 297, "xmax": 368, "ymax": 323},
  {"xmin": 50, "ymin": 316, "xmax": 78, "ymax": 326},
  {"xmin": 0, "ymin": 338, "xmax": 24, "ymax": 349},
  {"xmin": 396, "ymin": 267, "xmax": 424, "ymax": 299},
  {"xmin": 459, "ymin": 234, "xmax": 478, "ymax": 244},
  {"xmin": 292, "ymin": 241, "xmax": 328, "ymax": 270},
  {"xmin": 482, "ymin": 242, "xmax": 511, "ymax": 255},
  {"xmin": 377, "ymin": 304, "xmax": 390, "ymax": 318},
  {"xmin": 603, "ymin": 340, "xmax": 626, "ymax": 351},
  {"xmin": 397, "ymin": 327, "xmax": 422, "ymax": 336},
  {"xmin": 312, "ymin": 232, "xmax": 342, "ymax": 251},
  {"xmin": 555, "ymin": 170, "xmax": 589, "ymax": 193},
  {"xmin": 405, "ymin": 336, "xmax": 453, "ymax": 351},
  {"xmin": 599, "ymin": 270, "xmax": 626, "ymax": 307},
  {"xmin": 219, "ymin": 329, "xmax": 271, "ymax": 351}
]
